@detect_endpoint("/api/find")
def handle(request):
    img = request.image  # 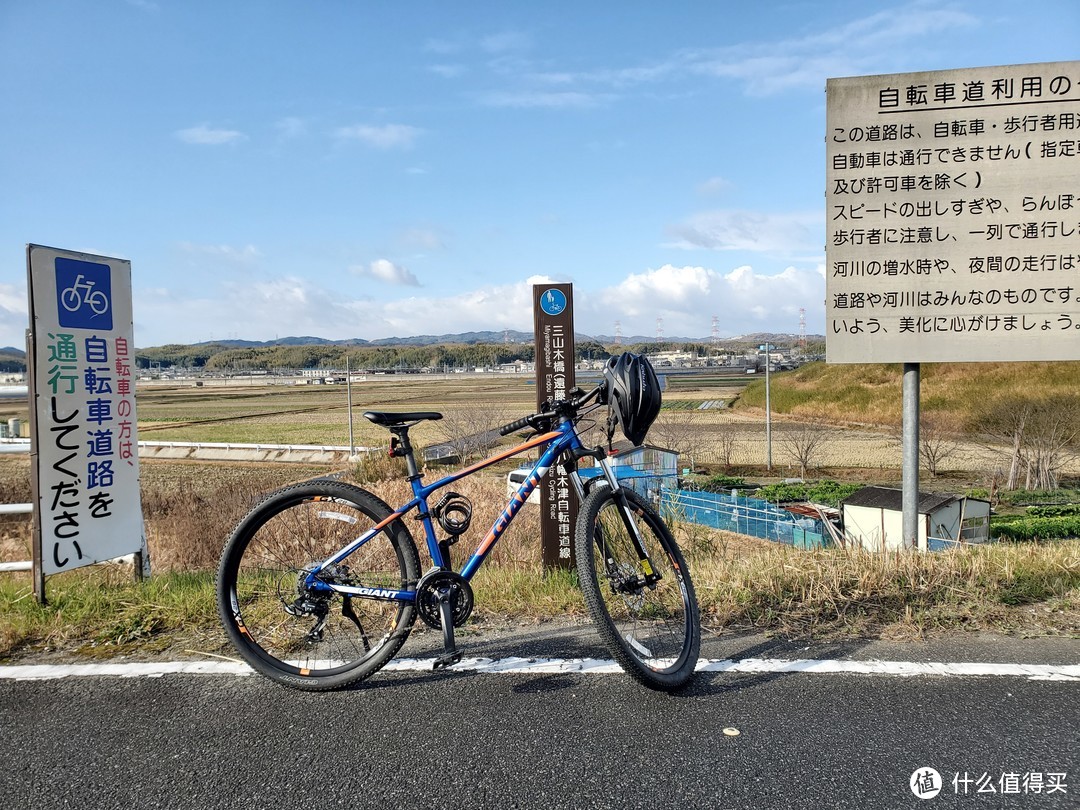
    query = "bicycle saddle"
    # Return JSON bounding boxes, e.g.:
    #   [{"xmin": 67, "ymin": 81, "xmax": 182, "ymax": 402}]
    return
[{"xmin": 363, "ymin": 410, "xmax": 443, "ymax": 427}]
